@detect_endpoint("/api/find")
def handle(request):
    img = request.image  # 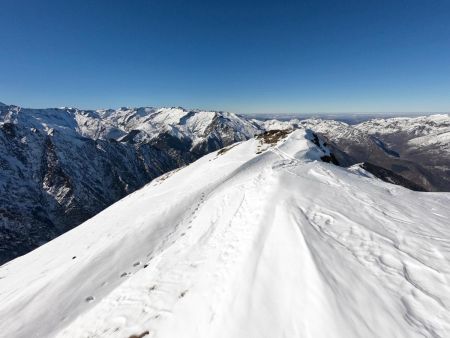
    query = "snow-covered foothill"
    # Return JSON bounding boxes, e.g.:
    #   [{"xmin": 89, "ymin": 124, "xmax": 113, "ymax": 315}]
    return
[{"xmin": 252, "ymin": 118, "xmax": 300, "ymax": 131}]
